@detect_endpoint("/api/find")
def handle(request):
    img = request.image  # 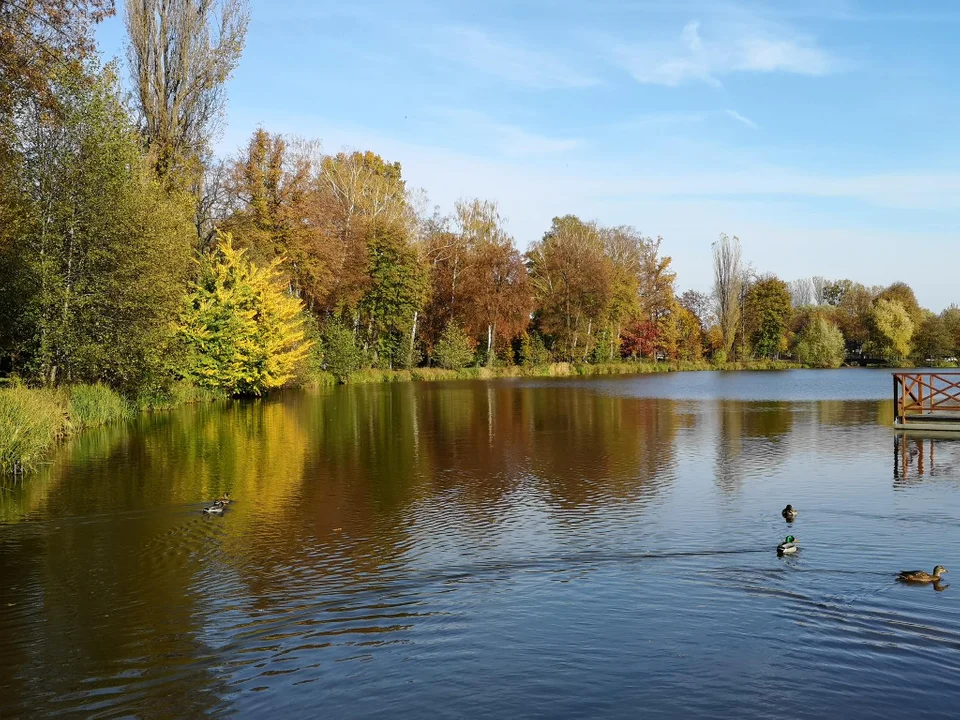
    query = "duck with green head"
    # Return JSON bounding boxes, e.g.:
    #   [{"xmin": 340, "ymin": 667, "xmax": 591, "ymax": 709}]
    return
[{"xmin": 777, "ymin": 535, "xmax": 799, "ymax": 555}]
